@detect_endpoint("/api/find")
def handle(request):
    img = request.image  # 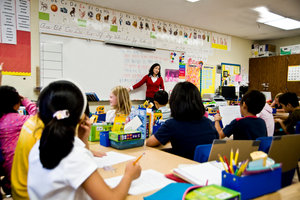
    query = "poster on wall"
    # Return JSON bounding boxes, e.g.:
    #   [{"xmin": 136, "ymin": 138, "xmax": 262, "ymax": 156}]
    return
[
  {"xmin": 221, "ymin": 63, "xmax": 241, "ymax": 86},
  {"xmin": 201, "ymin": 65, "xmax": 216, "ymax": 95},
  {"xmin": 211, "ymin": 33, "xmax": 231, "ymax": 51},
  {"xmin": 165, "ymin": 69, "xmax": 179, "ymax": 82},
  {"xmin": 0, "ymin": 0, "xmax": 31, "ymax": 76},
  {"xmin": 186, "ymin": 58, "xmax": 202, "ymax": 90}
]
